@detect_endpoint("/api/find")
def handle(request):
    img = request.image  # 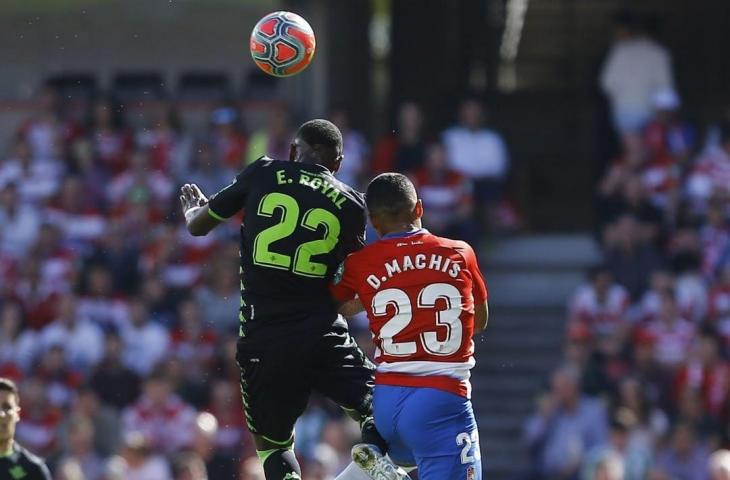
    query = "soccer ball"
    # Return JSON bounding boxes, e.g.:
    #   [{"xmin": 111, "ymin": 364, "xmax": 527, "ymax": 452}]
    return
[{"xmin": 250, "ymin": 11, "xmax": 316, "ymax": 78}]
